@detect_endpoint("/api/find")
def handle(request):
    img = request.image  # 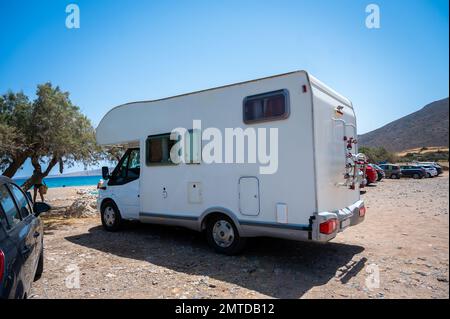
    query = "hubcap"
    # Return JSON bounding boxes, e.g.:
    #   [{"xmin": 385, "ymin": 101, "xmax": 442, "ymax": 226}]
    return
[
  {"xmin": 212, "ymin": 220, "xmax": 235, "ymax": 248},
  {"xmin": 104, "ymin": 206, "xmax": 115, "ymax": 226}
]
